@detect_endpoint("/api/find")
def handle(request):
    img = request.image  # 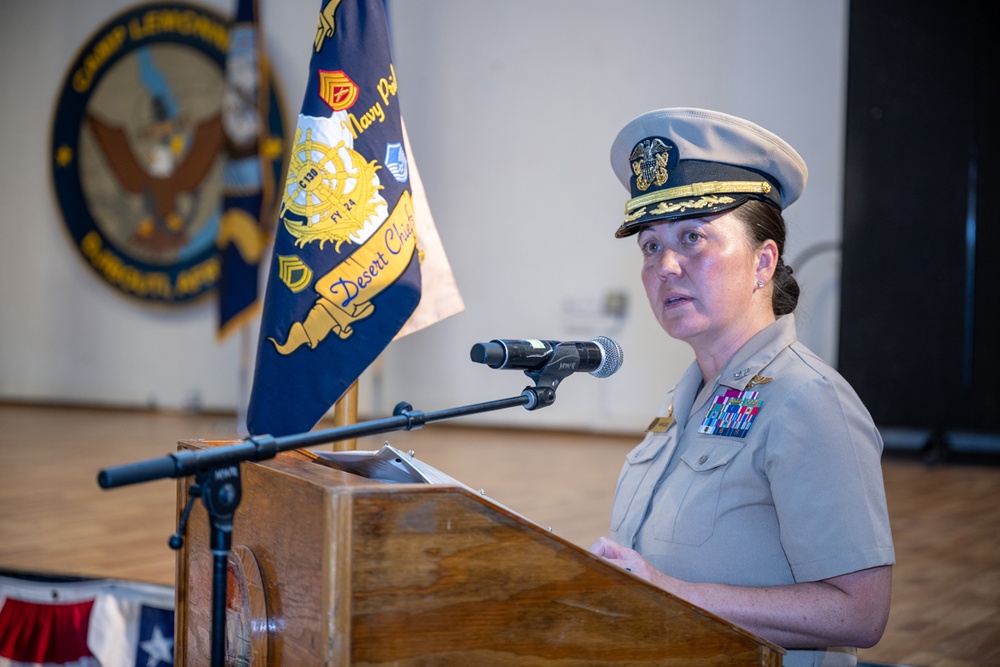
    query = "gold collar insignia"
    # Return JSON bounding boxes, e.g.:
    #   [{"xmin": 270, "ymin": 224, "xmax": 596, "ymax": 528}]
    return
[{"xmin": 745, "ymin": 374, "xmax": 773, "ymax": 389}]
